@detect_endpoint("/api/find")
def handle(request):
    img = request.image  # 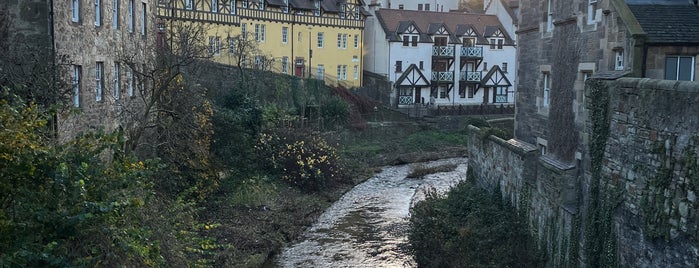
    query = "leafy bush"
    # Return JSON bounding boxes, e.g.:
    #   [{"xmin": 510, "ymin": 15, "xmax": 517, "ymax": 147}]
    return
[
  {"xmin": 256, "ymin": 130, "xmax": 342, "ymax": 191},
  {"xmin": 409, "ymin": 180, "xmax": 543, "ymax": 267},
  {"xmin": 320, "ymin": 96, "xmax": 350, "ymax": 128}
]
